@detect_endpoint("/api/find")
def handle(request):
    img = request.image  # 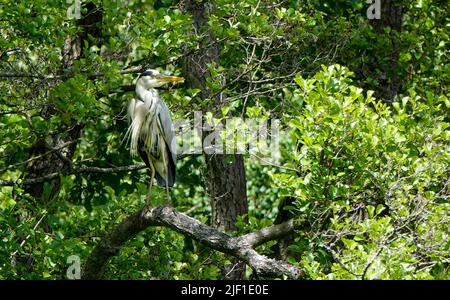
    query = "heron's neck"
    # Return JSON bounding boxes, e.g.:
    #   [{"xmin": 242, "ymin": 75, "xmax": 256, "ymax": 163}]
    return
[{"xmin": 136, "ymin": 84, "xmax": 158, "ymax": 102}]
